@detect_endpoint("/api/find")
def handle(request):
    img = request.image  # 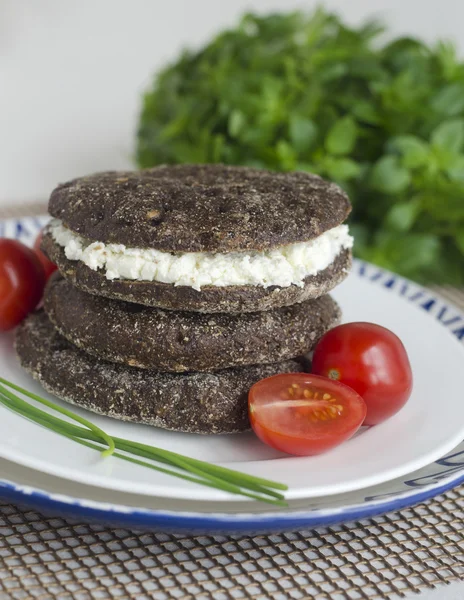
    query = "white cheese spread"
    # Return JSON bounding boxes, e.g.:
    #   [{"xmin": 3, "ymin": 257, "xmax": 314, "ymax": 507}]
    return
[{"xmin": 50, "ymin": 219, "xmax": 353, "ymax": 290}]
